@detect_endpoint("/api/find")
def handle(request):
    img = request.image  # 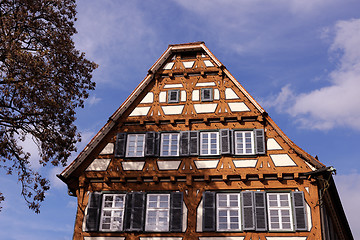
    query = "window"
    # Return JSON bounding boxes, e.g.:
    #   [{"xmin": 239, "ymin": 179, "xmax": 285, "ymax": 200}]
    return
[
  {"xmin": 126, "ymin": 134, "xmax": 145, "ymax": 157},
  {"xmin": 161, "ymin": 133, "xmax": 180, "ymax": 156},
  {"xmin": 201, "ymin": 88, "xmax": 213, "ymax": 101},
  {"xmin": 234, "ymin": 131, "xmax": 254, "ymax": 155},
  {"xmin": 168, "ymin": 90, "xmax": 180, "ymax": 103},
  {"xmin": 145, "ymin": 194, "xmax": 170, "ymax": 231},
  {"xmin": 100, "ymin": 194, "xmax": 126, "ymax": 231},
  {"xmin": 200, "ymin": 132, "xmax": 219, "ymax": 155},
  {"xmin": 217, "ymin": 193, "xmax": 241, "ymax": 231},
  {"xmin": 267, "ymin": 193, "xmax": 293, "ymax": 231}
]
